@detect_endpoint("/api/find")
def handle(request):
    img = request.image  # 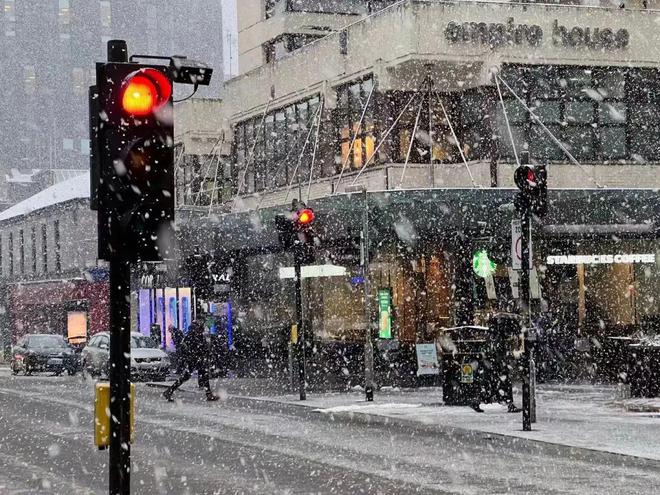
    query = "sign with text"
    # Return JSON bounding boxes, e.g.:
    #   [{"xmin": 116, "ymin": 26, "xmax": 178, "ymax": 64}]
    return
[
  {"xmin": 415, "ymin": 343, "xmax": 439, "ymax": 376},
  {"xmin": 546, "ymin": 254, "xmax": 656, "ymax": 265},
  {"xmin": 512, "ymin": 220, "xmax": 522, "ymax": 270},
  {"xmin": 378, "ymin": 288, "xmax": 392, "ymax": 339}
]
